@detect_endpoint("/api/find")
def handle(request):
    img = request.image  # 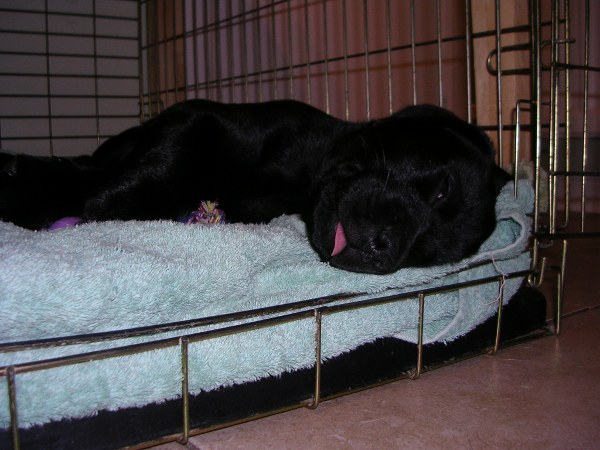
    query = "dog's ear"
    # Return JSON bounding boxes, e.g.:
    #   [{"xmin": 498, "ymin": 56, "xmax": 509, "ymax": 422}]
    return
[
  {"xmin": 395, "ymin": 105, "xmax": 494, "ymax": 154},
  {"xmin": 394, "ymin": 104, "xmax": 510, "ymax": 194}
]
